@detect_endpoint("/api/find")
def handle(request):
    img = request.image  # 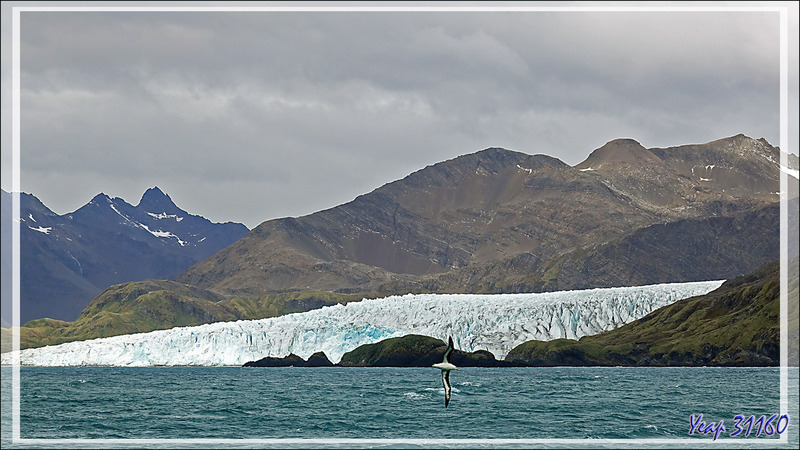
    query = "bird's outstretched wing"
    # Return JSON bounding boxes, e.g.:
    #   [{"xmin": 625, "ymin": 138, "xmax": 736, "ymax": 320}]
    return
[
  {"xmin": 443, "ymin": 336, "xmax": 454, "ymax": 364},
  {"xmin": 442, "ymin": 370, "xmax": 451, "ymax": 408}
]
